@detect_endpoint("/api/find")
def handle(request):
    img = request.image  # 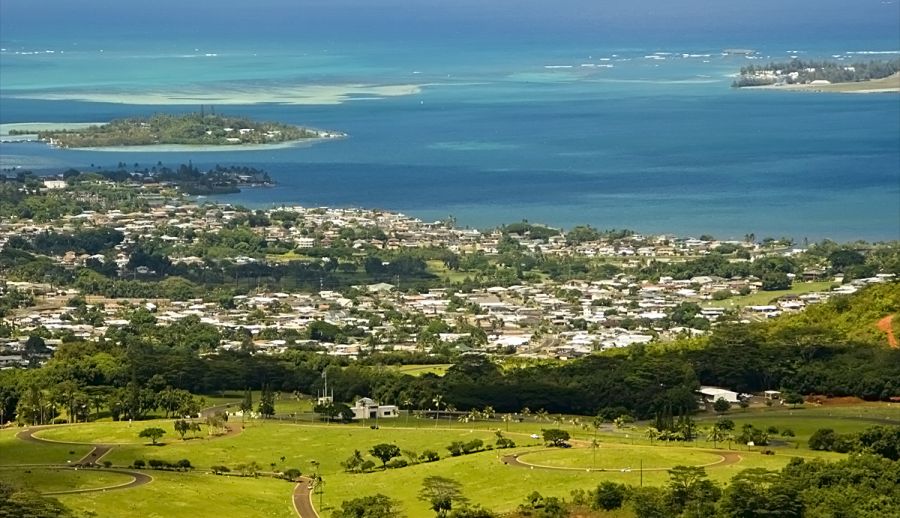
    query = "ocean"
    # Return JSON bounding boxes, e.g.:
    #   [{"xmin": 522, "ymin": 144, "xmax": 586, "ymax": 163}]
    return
[{"xmin": 1, "ymin": 0, "xmax": 899, "ymax": 241}]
